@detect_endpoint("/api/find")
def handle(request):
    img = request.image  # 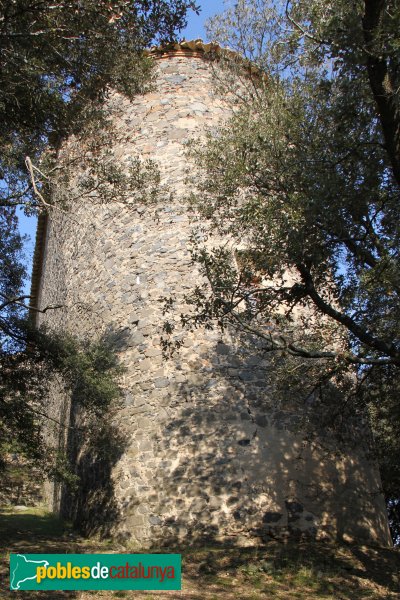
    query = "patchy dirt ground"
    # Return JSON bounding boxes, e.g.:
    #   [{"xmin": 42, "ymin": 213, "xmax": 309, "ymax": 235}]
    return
[{"xmin": 1, "ymin": 507, "xmax": 399, "ymax": 599}]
